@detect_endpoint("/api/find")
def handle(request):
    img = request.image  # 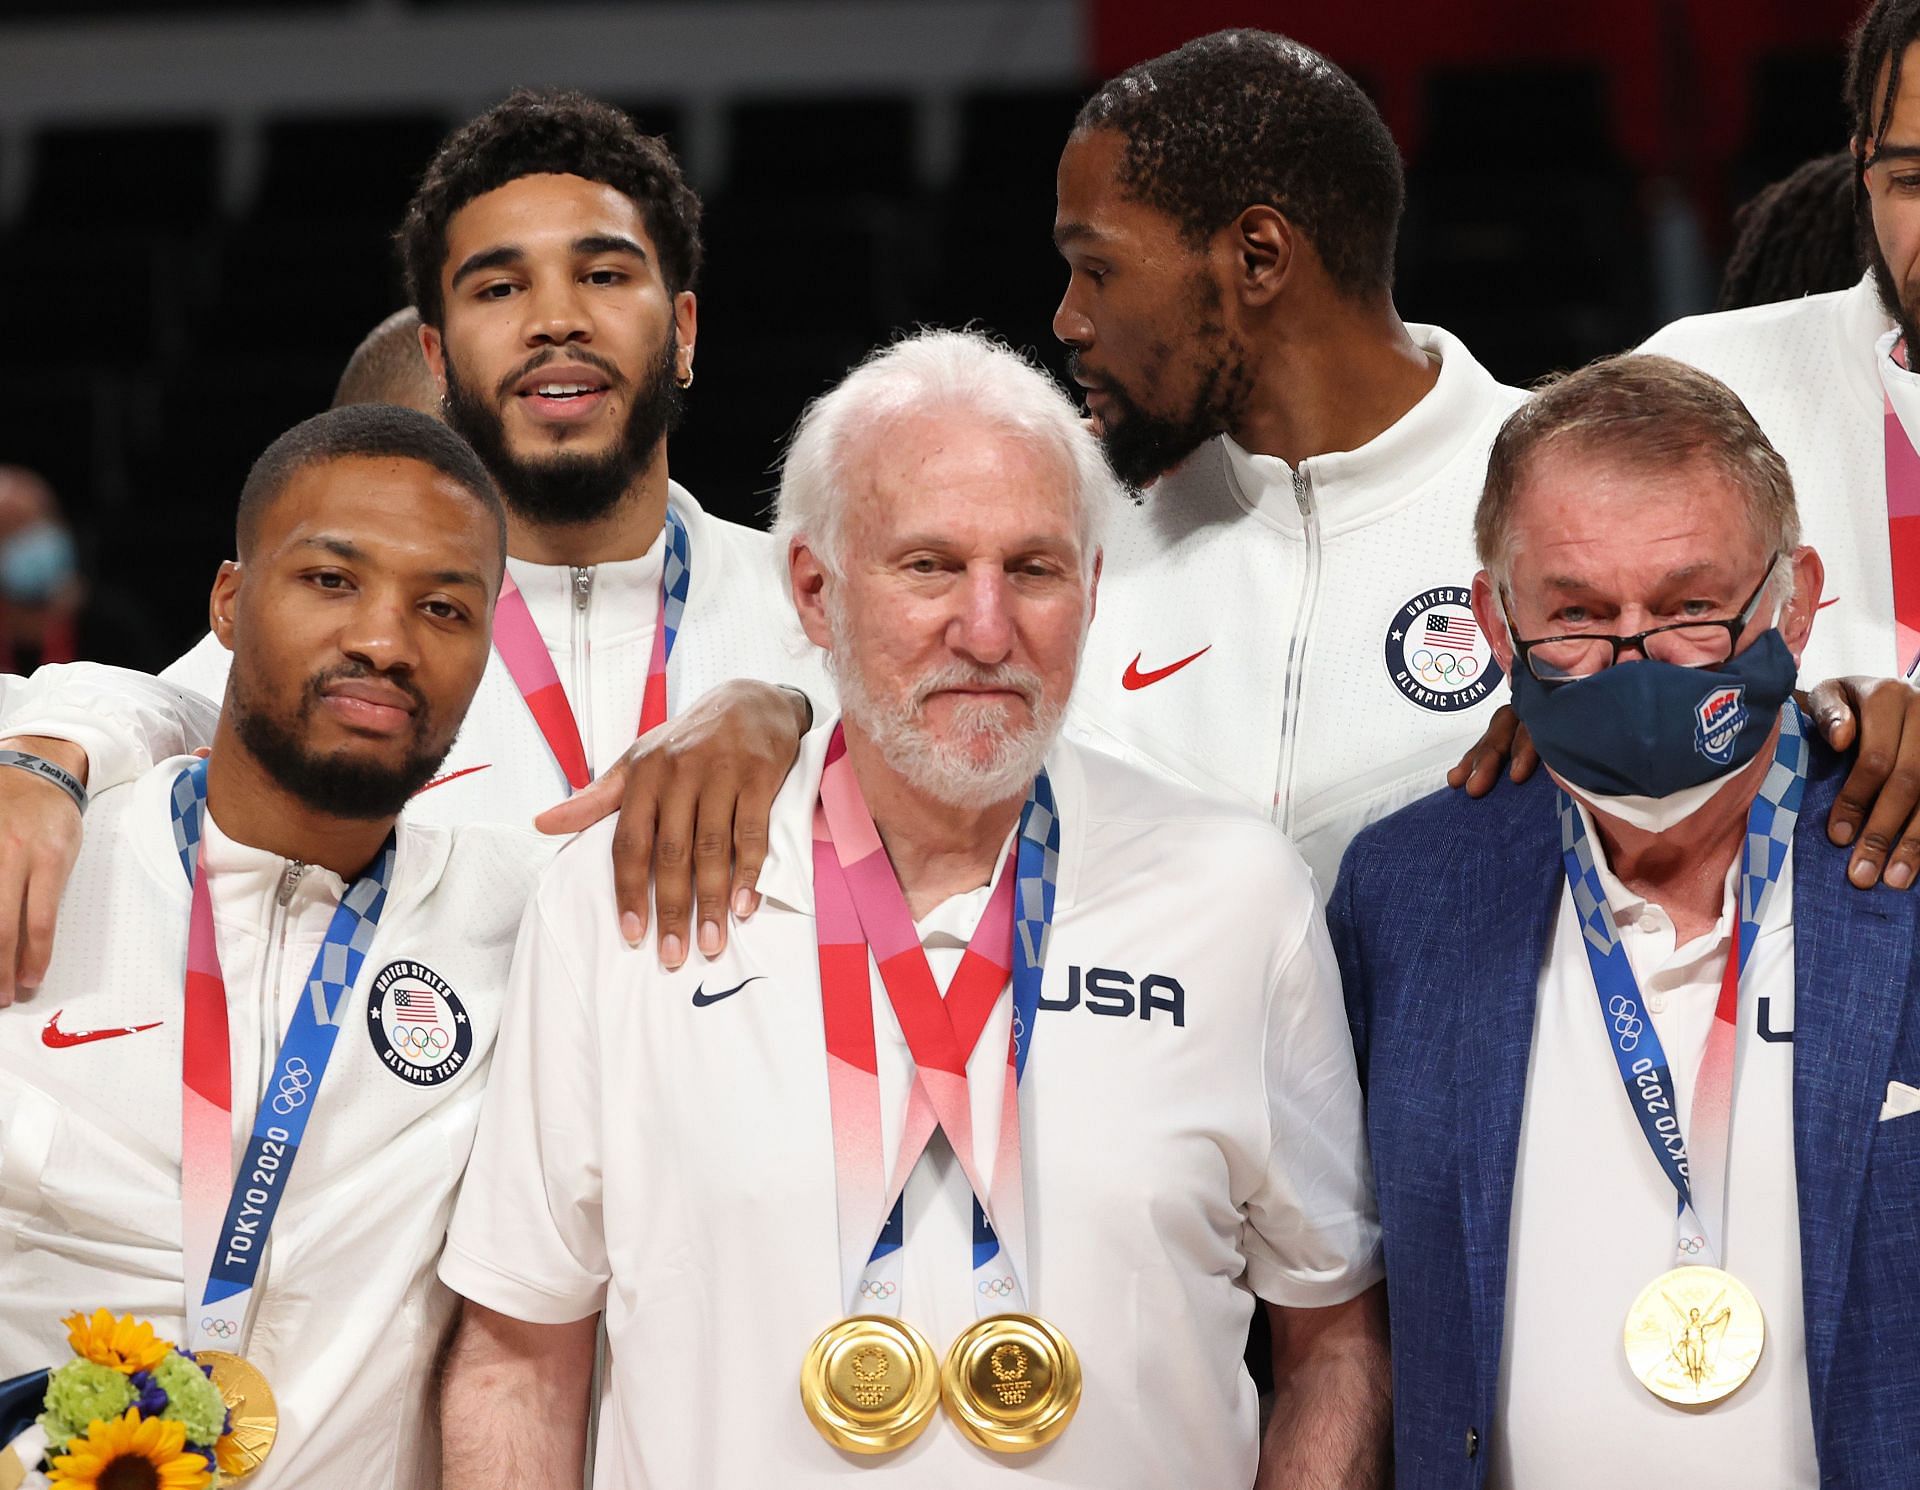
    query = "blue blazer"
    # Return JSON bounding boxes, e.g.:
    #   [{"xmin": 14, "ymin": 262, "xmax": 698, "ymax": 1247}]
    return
[{"xmin": 1331, "ymin": 735, "xmax": 1920, "ymax": 1488}]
